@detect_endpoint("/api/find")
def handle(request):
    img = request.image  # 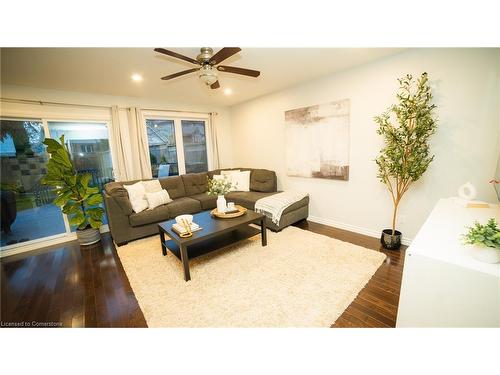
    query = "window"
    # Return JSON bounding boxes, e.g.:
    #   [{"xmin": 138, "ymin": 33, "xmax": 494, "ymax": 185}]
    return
[
  {"xmin": 182, "ymin": 120, "xmax": 208, "ymax": 174},
  {"xmin": 146, "ymin": 119, "xmax": 179, "ymax": 177},
  {"xmin": 145, "ymin": 116, "xmax": 209, "ymax": 177}
]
